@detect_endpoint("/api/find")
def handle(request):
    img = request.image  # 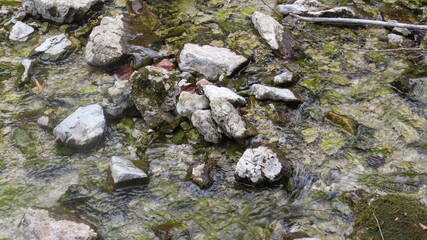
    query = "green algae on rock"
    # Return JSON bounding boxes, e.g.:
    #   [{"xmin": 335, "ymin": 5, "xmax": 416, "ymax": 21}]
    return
[
  {"xmin": 325, "ymin": 111, "xmax": 358, "ymax": 135},
  {"xmin": 12, "ymin": 128, "xmax": 37, "ymax": 158}
]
